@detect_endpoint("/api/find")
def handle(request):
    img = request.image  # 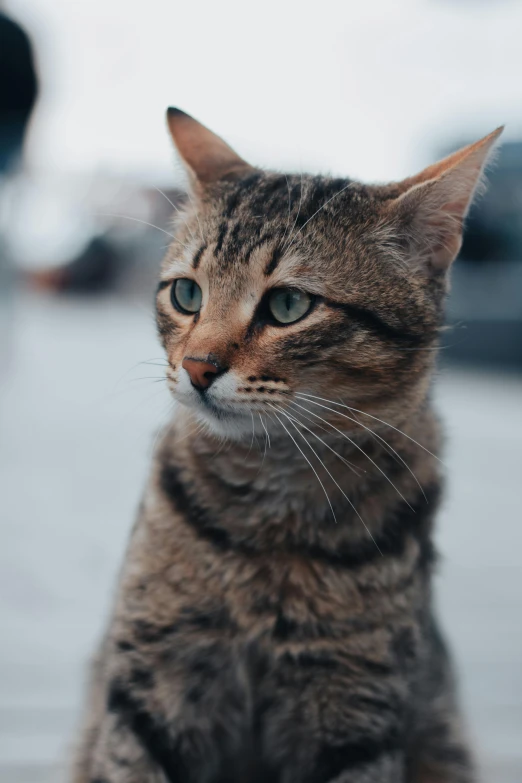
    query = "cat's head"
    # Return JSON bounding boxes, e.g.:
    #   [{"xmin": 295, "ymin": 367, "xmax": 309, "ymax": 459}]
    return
[{"xmin": 156, "ymin": 108, "xmax": 501, "ymax": 439}]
